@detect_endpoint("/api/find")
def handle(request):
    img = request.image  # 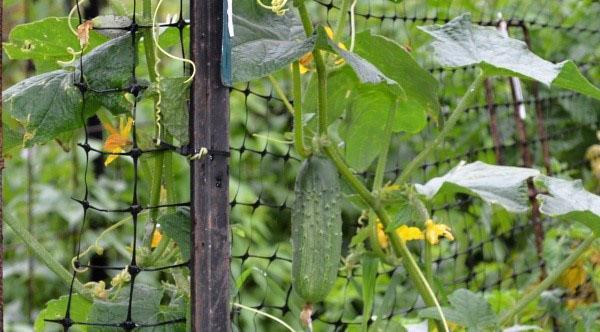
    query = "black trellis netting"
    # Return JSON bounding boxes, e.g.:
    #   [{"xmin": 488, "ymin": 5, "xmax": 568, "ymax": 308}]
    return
[
  {"xmin": 15, "ymin": 0, "xmax": 599, "ymax": 330},
  {"xmin": 45, "ymin": 0, "xmax": 191, "ymax": 330},
  {"xmin": 228, "ymin": 1, "xmax": 600, "ymax": 331}
]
